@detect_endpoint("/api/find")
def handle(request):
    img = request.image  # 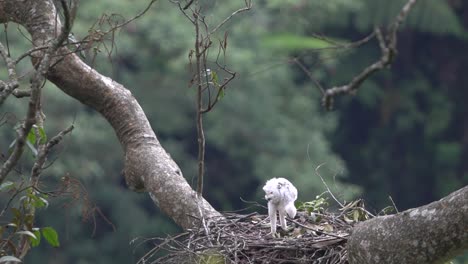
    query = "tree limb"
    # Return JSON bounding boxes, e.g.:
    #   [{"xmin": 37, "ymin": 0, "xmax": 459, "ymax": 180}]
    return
[
  {"xmin": 0, "ymin": 0, "xmax": 72, "ymax": 183},
  {"xmin": 348, "ymin": 186, "xmax": 468, "ymax": 264},
  {"xmin": 0, "ymin": 0, "xmax": 220, "ymax": 229},
  {"xmin": 322, "ymin": 0, "xmax": 419, "ymax": 110}
]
